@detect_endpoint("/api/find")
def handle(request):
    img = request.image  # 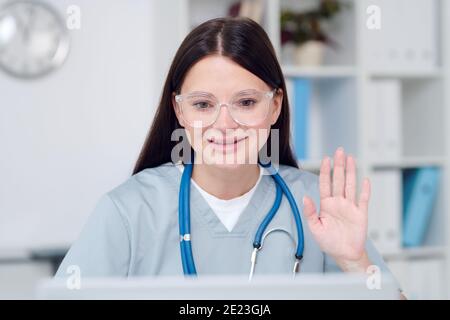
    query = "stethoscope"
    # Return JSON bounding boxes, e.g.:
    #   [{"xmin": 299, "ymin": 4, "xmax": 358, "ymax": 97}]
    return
[{"xmin": 178, "ymin": 161, "xmax": 305, "ymax": 280}]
